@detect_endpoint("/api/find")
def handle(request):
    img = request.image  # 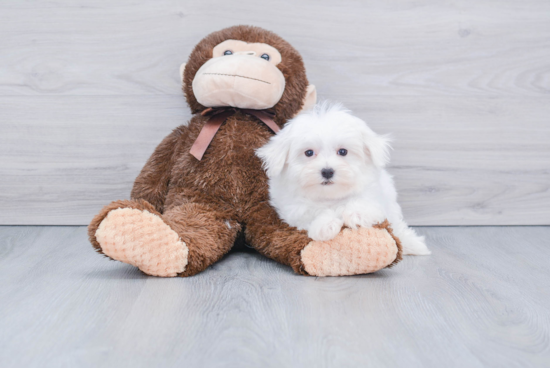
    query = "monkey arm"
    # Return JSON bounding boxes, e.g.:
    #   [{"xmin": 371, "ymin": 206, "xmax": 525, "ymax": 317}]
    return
[
  {"xmin": 130, "ymin": 127, "xmax": 184, "ymax": 213},
  {"xmin": 244, "ymin": 201, "xmax": 402, "ymax": 276},
  {"xmin": 244, "ymin": 201, "xmax": 312, "ymax": 275}
]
